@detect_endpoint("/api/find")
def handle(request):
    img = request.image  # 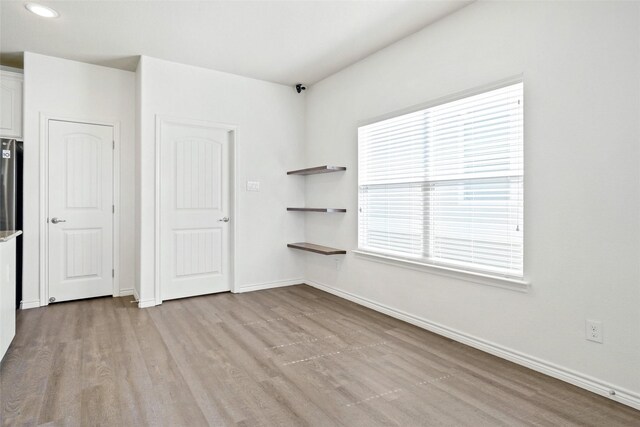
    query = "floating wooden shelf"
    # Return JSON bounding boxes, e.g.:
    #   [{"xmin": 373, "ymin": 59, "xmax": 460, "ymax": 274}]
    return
[
  {"xmin": 287, "ymin": 242, "xmax": 346, "ymax": 255},
  {"xmin": 287, "ymin": 165, "xmax": 346, "ymax": 175},
  {"xmin": 287, "ymin": 208, "xmax": 347, "ymax": 213},
  {"xmin": 286, "ymin": 165, "xmax": 346, "ymax": 255}
]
